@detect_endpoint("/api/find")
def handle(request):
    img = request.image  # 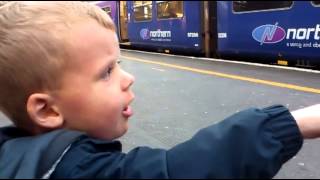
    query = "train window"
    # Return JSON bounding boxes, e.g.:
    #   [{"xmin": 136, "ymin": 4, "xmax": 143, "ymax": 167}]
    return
[
  {"xmin": 133, "ymin": 1, "xmax": 153, "ymax": 22},
  {"xmin": 102, "ymin": 7, "xmax": 112, "ymax": 17},
  {"xmin": 157, "ymin": 1, "xmax": 184, "ymax": 19},
  {"xmin": 312, "ymin": 1, "xmax": 320, "ymax": 6},
  {"xmin": 233, "ymin": 1, "xmax": 293, "ymax": 13}
]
